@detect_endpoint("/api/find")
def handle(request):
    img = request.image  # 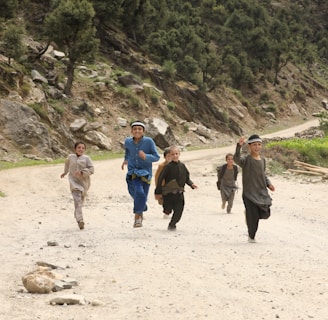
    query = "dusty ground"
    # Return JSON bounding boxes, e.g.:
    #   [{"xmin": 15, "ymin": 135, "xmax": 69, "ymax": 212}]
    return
[{"xmin": 0, "ymin": 119, "xmax": 327, "ymax": 320}]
